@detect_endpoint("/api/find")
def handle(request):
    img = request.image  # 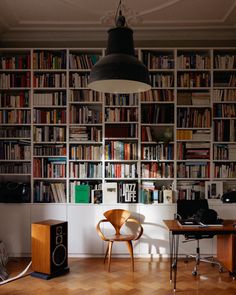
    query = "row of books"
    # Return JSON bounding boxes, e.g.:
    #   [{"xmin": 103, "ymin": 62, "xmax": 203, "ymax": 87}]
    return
[
  {"xmin": 34, "ymin": 144, "xmax": 66, "ymax": 156},
  {"xmin": 70, "ymin": 105, "xmax": 102, "ymax": 124},
  {"xmin": 213, "ymin": 144, "xmax": 236, "ymax": 160},
  {"xmin": 141, "ymin": 162, "xmax": 174, "ymax": 178},
  {"xmin": 0, "ymin": 126, "xmax": 31, "ymax": 138},
  {"xmin": 0, "ymin": 141, "xmax": 31, "ymax": 160},
  {"xmin": 149, "ymin": 73, "xmax": 174, "ymax": 88},
  {"xmin": 105, "ymin": 141, "xmax": 138, "ymax": 160},
  {"xmin": 69, "ymin": 181, "xmax": 102, "ymax": 203},
  {"xmin": 69, "ymin": 53, "xmax": 100, "ymax": 70},
  {"xmin": 0, "ymin": 72, "xmax": 30, "ymax": 88},
  {"xmin": 70, "ymin": 144, "xmax": 103, "ymax": 160},
  {"xmin": 177, "ymin": 54, "xmax": 211, "ymax": 69},
  {"xmin": 177, "ymin": 91, "xmax": 210, "ymax": 105},
  {"xmin": 141, "ymin": 89, "xmax": 174, "ymax": 102},
  {"xmin": 33, "ymin": 109, "xmax": 66, "ymax": 124},
  {"xmin": 214, "ymin": 163, "xmax": 236, "ymax": 178},
  {"xmin": 0, "ymin": 54, "xmax": 30, "ymax": 70},
  {"xmin": 177, "ymin": 72, "xmax": 210, "ymax": 88},
  {"xmin": 213, "ymin": 89, "xmax": 236, "ymax": 102},
  {"xmin": 34, "ymin": 181, "xmax": 66, "ymax": 203},
  {"xmin": 143, "ymin": 52, "xmax": 174, "ymax": 69},
  {"xmin": 141, "ymin": 181, "xmax": 174, "ymax": 203},
  {"xmin": 176, "ymin": 129, "xmax": 210, "ymax": 141},
  {"xmin": 213, "ymin": 74, "xmax": 236, "ymax": 87},
  {"xmin": 0, "ymin": 91, "xmax": 30, "ymax": 108},
  {"xmin": 214, "ymin": 55, "xmax": 236, "ymax": 69},
  {"xmin": 34, "ymin": 126, "xmax": 66, "ymax": 142},
  {"xmin": 105, "ymin": 163, "xmax": 137, "ymax": 178},
  {"xmin": 33, "ymin": 51, "xmax": 66, "ymax": 70},
  {"xmin": 105, "ymin": 93, "xmax": 138, "ymax": 106},
  {"xmin": 213, "ymin": 119, "xmax": 235, "ymax": 142},
  {"xmin": 69, "ymin": 126, "xmax": 102, "ymax": 142},
  {"xmin": 105, "ymin": 107, "xmax": 138, "ymax": 123},
  {"xmin": 69, "ymin": 162, "xmax": 102, "ymax": 178},
  {"xmin": 33, "ymin": 158, "xmax": 66, "ymax": 178},
  {"xmin": 177, "ymin": 142, "xmax": 210, "ymax": 160},
  {"xmin": 0, "ymin": 162, "xmax": 31, "ymax": 174},
  {"xmin": 177, "ymin": 181, "xmax": 205, "ymax": 200},
  {"xmin": 33, "ymin": 73, "xmax": 66, "ymax": 88},
  {"xmin": 142, "ymin": 144, "xmax": 174, "ymax": 160},
  {"xmin": 69, "ymin": 89, "xmax": 102, "ymax": 102},
  {"xmin": 34, "ymin": 91, "xmax": 66, "ymax": 106},
  {"xmin": 213, "ymin": 103, "xmax": 236, "ymax": 118},
  {"xmin": 177, "ymin": 162, "xmax": 210, "ymax": 178},
  {"xmin": 70, "ymin": 72, "xmax": 90, "ymax": 88},
  {"xmin": 69, "ymin": 181, "xmax": 138, "ymax": 204},
  {"xmin": 177, "ymin": 108, "xmax": 211, "ymax": 128},
  {"xmin": 0, "ymin": 110, "xmax": 31, "ymax": 124}
]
